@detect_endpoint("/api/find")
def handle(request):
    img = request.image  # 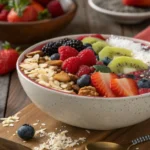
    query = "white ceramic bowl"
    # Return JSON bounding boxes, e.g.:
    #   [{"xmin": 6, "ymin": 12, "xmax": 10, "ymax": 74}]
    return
[
  {"xmin": 17, "ymin": 34, "xmax": 150, "ymax": 130},
  {"xmin": 88, "ymin": 0, "xmax": 150, "ymax": 24}
]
